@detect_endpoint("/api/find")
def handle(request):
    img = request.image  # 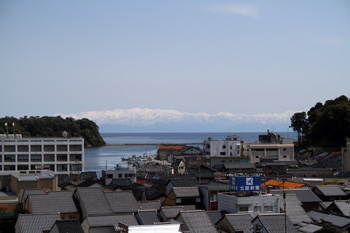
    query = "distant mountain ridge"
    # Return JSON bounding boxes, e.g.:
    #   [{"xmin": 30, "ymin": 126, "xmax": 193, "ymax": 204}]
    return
[{"xmin": 59, "ymin": 108, "xmax": 298, "ymax": 133}]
